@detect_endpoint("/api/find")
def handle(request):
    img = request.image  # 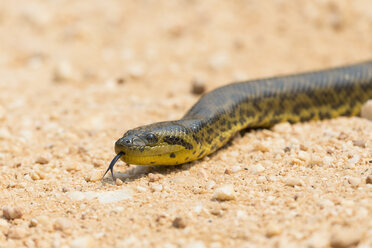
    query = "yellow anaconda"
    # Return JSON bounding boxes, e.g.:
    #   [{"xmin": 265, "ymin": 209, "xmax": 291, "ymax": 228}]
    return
[{"xmin": 104, "ymin": 61, "xmax": 372, "ymax": 179}]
